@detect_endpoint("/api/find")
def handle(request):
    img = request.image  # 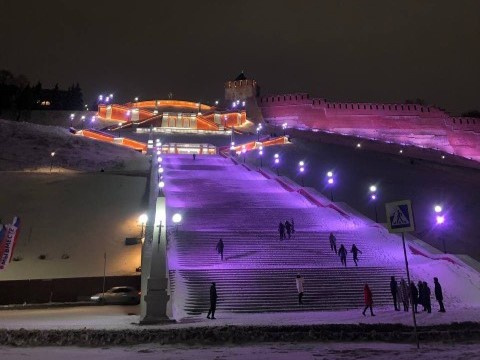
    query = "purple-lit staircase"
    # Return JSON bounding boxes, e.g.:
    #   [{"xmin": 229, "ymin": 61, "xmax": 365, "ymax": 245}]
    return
[{"xmin": 164, "ymin": 155, "xmax": 405, "ymax": 315}]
